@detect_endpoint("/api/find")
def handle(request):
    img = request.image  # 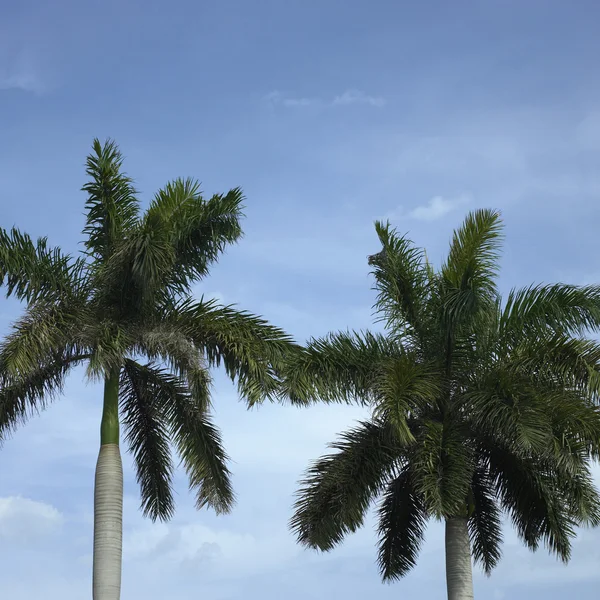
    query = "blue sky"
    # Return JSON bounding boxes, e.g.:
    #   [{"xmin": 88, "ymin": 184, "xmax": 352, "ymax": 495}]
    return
[{"xmin": 1, "ymin": 0, "xmax": 600, "ymax": 598}]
